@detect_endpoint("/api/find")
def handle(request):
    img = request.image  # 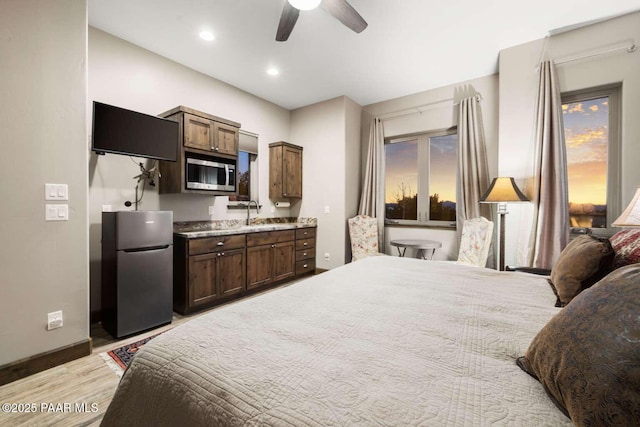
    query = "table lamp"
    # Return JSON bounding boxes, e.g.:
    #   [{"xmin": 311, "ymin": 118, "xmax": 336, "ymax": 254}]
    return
[
  {"xmin": 612, "ymin": 186, "xmax": 640, "ymax": 228},
  {"xmin": 480, "ymin": 177, "xmax": 529, "ymax": 271}
]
